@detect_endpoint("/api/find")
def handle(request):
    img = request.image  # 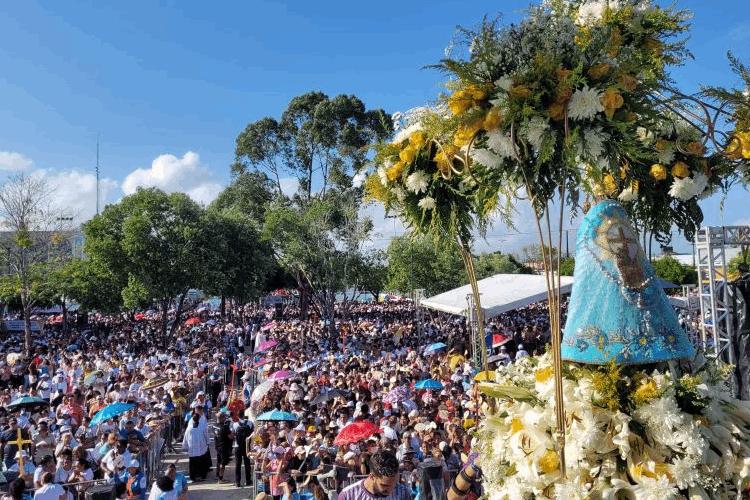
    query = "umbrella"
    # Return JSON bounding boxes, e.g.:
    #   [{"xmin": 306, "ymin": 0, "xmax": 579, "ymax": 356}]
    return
[
  {"xmin": 250, "ymin": 380, "xmax": 276, "ymax": 402},
  {"xmin": 299, "ymin": 360, "xmax": 319, "ymax": 372},
  {"xmin": 268, "ymin": 370, "xmax": 295, "ymax": 381},
  {"xmin": 134, "ymin": 313, "xmax": 145, "ymax": 321},
  {"xmin": 83, "ymin": 370, "xmax": 104, "ymax": 386},
  {"xmin": 256, "ymin": 410, "xmax": 298, "ymax": 422},
  {"xmin": 415, "ymin": 379, "xmax": 443, "ymax": 391},
  {"xmin": 253, "ymin": 358, "xmax": 272, "ymax": 368},
  {"xmin": 261, "ymin": 321, "xmax": 277, "ymax": 332},
  {"xmin": 424, "ymin": 342, "xmax": 447, "ymax": 355},
  {"xmin": 142, "ymin": 377, "xmax": 169, "ymax": 391},
  {"xmin": 474, "ymin": 370, "xmax": 495, "ymax": 382},
  {"xmin": 184, "ymin": 317, "xmax": 201, "ymax": 327},
  {"xmin": 206, "ymin": 319, "xmax": 217, "ymax": 326},
  {"xmin": 334, "ymin": 421, "xmax": 380, "ymax": 446},
  {"xmin": 310, "ymin": 389, "xmax": 349, "ymax": 406},
  {"xmin": 90, "ymin": 402, "xmax": 135, "ymax": 427},
  {"xmin": 7, "ymin": 396, "xmax": 49, "ymax": 411},
  {"xmin": 383, "ymin": 386, "xmax": 410, "ymax": 404},
  {"xmin": 257, "ymin": 340, "xmax": 279, "ymax": 352}
]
